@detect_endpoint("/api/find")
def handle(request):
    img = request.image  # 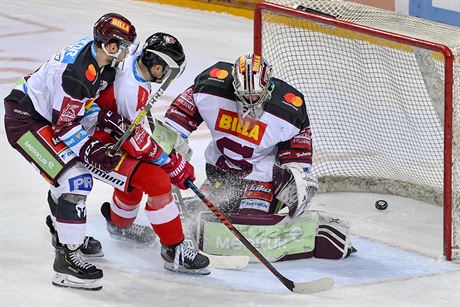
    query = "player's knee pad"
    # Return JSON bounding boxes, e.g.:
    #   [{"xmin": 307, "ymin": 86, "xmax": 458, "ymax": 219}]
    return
[
  {"xmin": 55, "ymin": 193, "xmax": 87, "ymax": 222},
  {"xmin": 54, "ymin": 193, "xmax": 87, "ymax": 244}
]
